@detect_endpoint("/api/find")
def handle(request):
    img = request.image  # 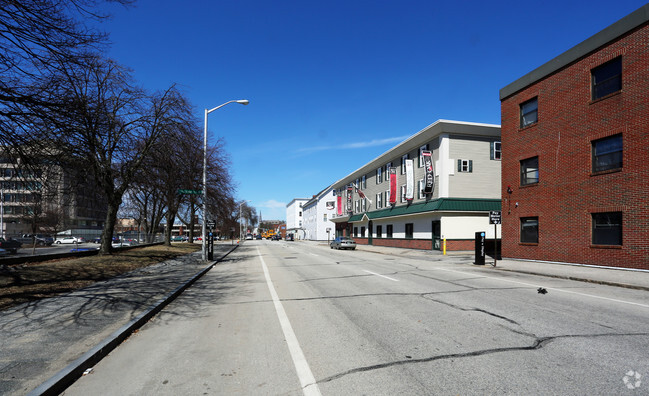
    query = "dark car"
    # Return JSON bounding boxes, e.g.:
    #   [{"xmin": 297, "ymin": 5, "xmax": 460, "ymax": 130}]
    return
[
  {"xmin": 330, "ymin": 237, "xmax": 356, "ymax": 250},
  {"xmin": 272, "ymin": 234, "xmax": 282, "ymax": 241},
  {"xmin": 286, "ymin": 234, "xmax": 294, "ymax": 241},
  {"xmin": 256, "ymin": 234, "xmax": 262, "ymax": 240},
  {"xmin": 0, "ymin": 237, "xmax": 22, "ymax": 254}
]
